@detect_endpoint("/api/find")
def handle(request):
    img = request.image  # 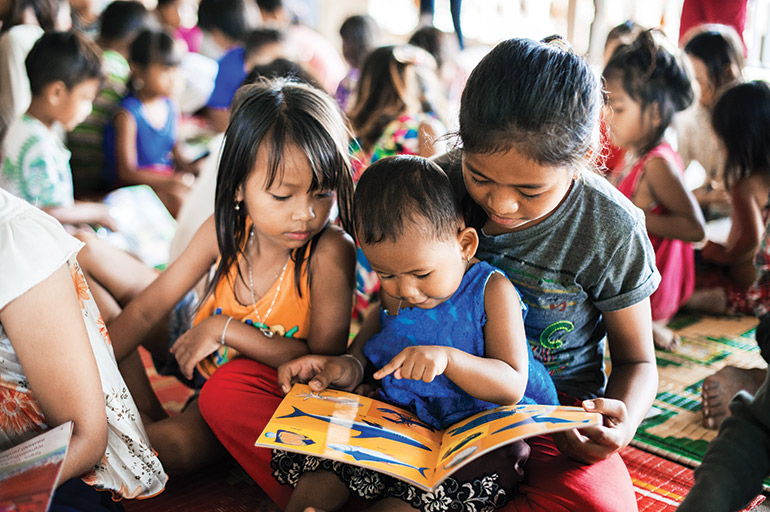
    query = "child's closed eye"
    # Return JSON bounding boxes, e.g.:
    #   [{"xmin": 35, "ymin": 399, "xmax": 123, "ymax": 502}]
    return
[
  {"xmin": 414, "ymin": 272, "xmax": 431, "ymax": 279},
  {"xmin": 271, "ymin": 194, "xmax": 291, "ymax": 201},
  {"xmin": 314, "ymin": 190, "xmax": 332, "ymax": 199},
  {"xmin": 470, "ymin": 175, "xmax": 489, "ymax": 185}
]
